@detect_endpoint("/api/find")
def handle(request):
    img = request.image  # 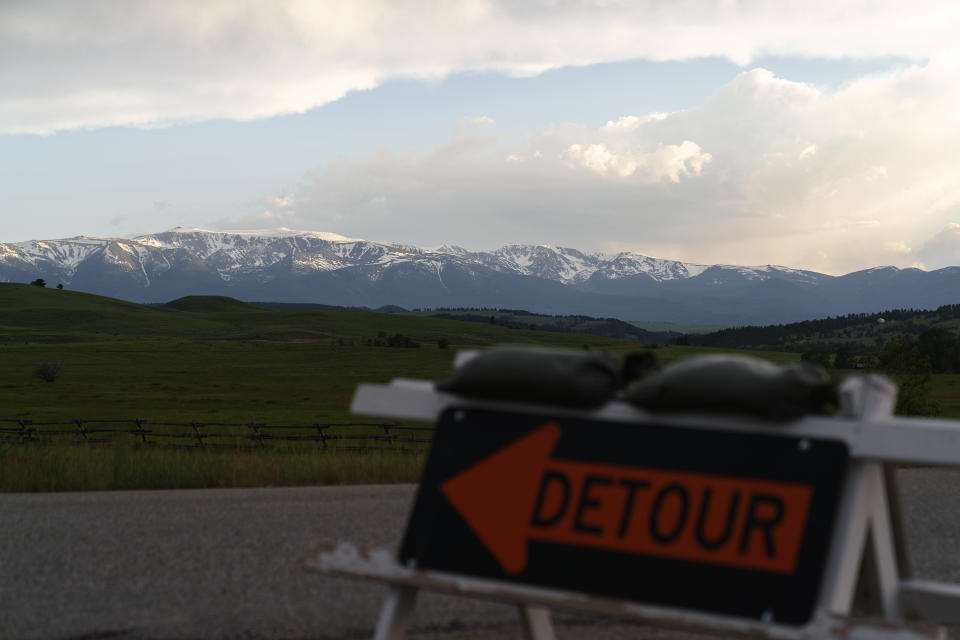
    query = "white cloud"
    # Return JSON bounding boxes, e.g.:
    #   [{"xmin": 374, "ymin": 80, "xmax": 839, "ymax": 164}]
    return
[
  {"xmin": 798, "ymin": 144, "xmax": 817, "ymax": 160},
  {"xmin": 914, "ymin": 224, "xmax": 960, "ymax": 269},
  {"xmin": 564, "ymin": 143, "xmax": 621, "ymax": 175},
  {"xmin": 564, "ymin": 141, "xmax": 712, "ymax": 182},
  {"xmin": 648, "ymin": 141, "xmax": 713, "ymax": 183},
  {"xmin": 602, "ymin": 114, "xmax": 669, "ymax": 132},
  {"xmin": 266, "ymin": 196, "xmax": 293, "ymax": 209},
  {"xmin": 462, "ymin": 116, "xmax": 495, "ymax": 128},
  {"xmin": 225, "ymin": 60, "xmax": 960, "ymax": 274},
  {"xmin": 3, "ymin": 1, "xmax": 959, "ymax": 134}
]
